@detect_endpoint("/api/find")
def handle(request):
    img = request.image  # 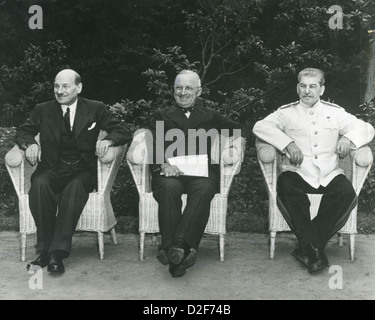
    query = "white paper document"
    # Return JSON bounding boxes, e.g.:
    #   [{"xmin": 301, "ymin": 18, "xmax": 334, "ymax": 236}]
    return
[{"xmin": 167, "ymin": 154, "xmax": 209, "ymax": 177}]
